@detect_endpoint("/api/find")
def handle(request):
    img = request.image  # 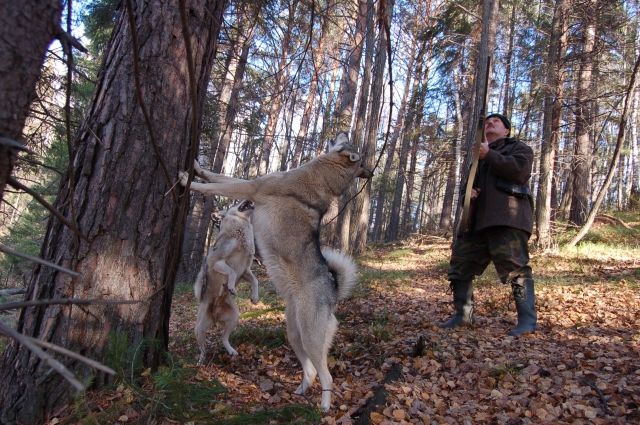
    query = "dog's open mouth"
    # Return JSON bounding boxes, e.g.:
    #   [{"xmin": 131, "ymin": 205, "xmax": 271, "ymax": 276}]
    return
[{"xmin": 238, "ymin": 200, "xmax": 254, "ymax": 212}]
